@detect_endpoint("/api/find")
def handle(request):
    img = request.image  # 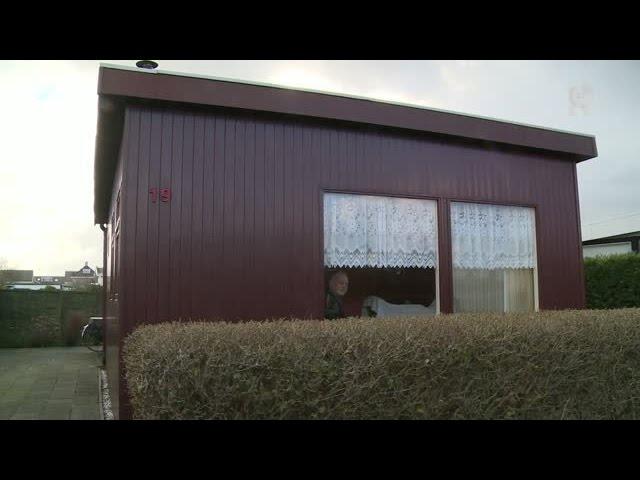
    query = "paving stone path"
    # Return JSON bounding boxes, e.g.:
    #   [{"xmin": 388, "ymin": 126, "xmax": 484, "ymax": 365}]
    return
[{"xmin": 0, "ymin": 347, "xmax": 102, "ymax": 420}]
